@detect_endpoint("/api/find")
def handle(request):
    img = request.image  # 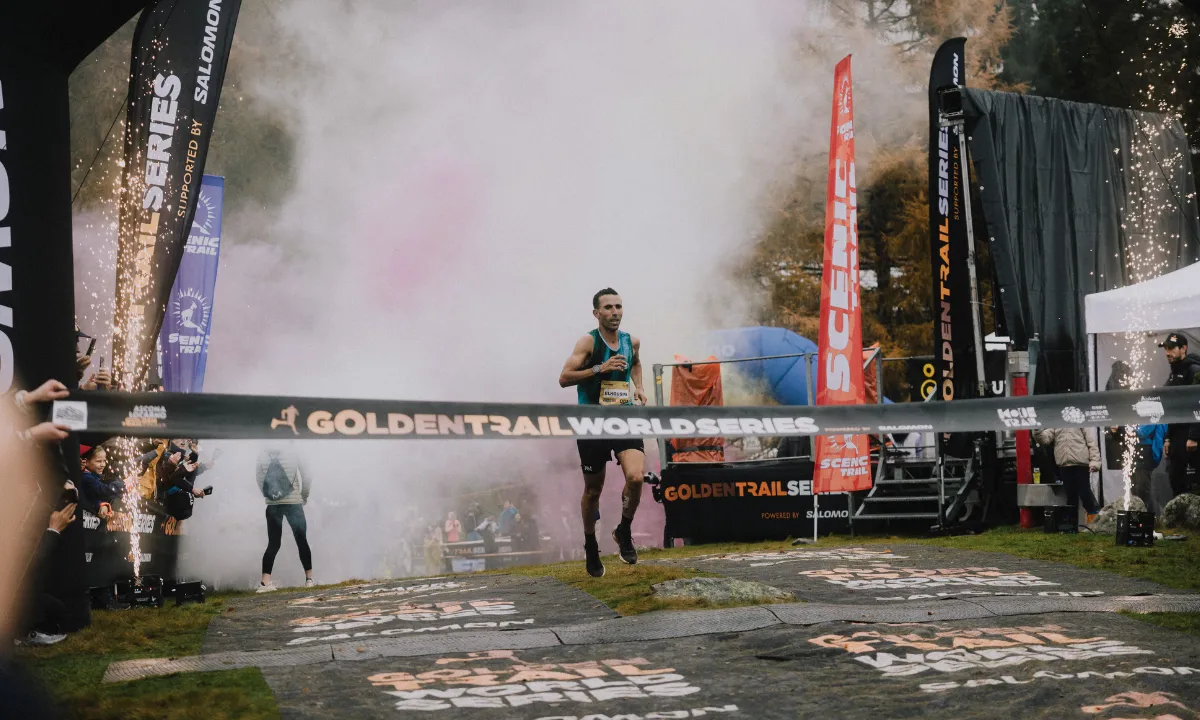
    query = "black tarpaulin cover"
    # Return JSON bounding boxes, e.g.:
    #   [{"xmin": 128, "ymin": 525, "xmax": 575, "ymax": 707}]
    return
[{"xmin": 964, "ymin": 89, "xmax": 1200, "ymax": 393}]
